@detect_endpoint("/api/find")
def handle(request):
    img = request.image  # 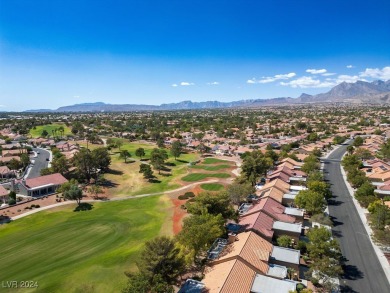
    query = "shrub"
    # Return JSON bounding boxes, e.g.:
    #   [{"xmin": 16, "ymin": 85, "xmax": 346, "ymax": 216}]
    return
[
  {"xmin": 184, "ymin": 192, "xmax": 195, "ymax": 198},
  {"xmin": 178, "ymin": 195, "xmax": 188, "ymax": 200},
  {"xmin": 8, "ymin": 198, "xmax": 16, "ymax": 206}
]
